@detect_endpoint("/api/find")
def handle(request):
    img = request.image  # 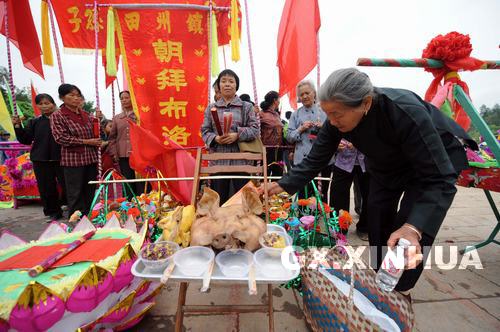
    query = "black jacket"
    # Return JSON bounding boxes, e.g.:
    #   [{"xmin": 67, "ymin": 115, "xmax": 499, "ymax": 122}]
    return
[
  {"xmin": 279, "ymin": 87, "xmax": 477, "ymax": 238},
  {"xmin": 15, "ymin": 115, "xmax": 61, "ymax": 161}
]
